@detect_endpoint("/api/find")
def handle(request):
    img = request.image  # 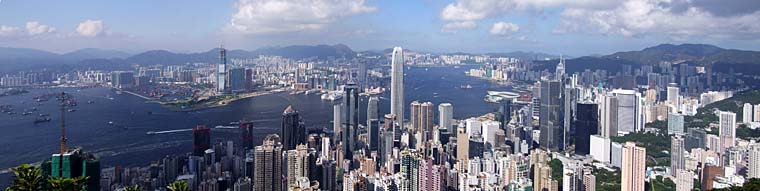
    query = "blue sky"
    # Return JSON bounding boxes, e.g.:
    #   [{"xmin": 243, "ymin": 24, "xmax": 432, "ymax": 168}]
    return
[{"xmin": 1, "ymin": 0, "xmax": 760, "ymax": 56}]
